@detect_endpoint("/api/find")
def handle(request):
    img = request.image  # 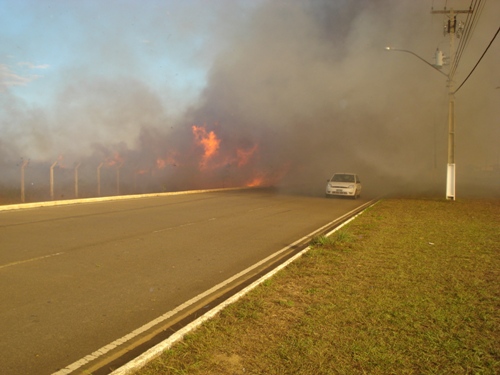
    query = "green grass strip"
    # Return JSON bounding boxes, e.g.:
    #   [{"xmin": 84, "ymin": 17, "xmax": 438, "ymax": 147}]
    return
[{"xmin": 138, "ymin": 198, "xmax": 500, "ymax": 375}]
